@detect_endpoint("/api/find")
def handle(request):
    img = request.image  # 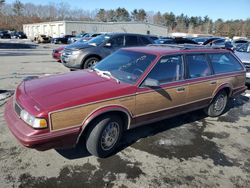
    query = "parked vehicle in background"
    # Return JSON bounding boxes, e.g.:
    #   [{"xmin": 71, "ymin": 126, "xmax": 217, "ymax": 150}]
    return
[
  {"xmin": 33, "ymin": 35, "xmax": 51, "ymax": 43},
  {"xmin": 155, "ymin": 37, "xmax": 198, "ymax": 45},
  {"xmin": 0, "ymin": 31, "xmax": 11, "ymax": 39},
  {"xmin": 52, "ymin": 37, "xmax": 93, "ymax": 62},
  {"xmin": 148, "ymin": 35, "xmax": 159, "ymax": 42},
  {"xmin": 52, "ymin": 46, "xmax": 65, "ymax": 62},
  {"xmin": 11, "ymin": 31, "xmax": 27, "ymax": 39},
  {"xmin": 51, "ymin": 35, "xmax": 75, "ymax": 44},
  {"xmin": 233, "ymin": 39, "xmax": 249, "ymax": 48},
  {"xmin": 80, "ymin": 33, "xmax": 102, "ymax": 42},
  {"xmin": 61, "ymin": 33, "xmax": 154, "ymax": 70},
  {"xmin": 205, "ymin": 38, "xmax": 234, "ymax": 52},
  {"xmin": 202, "ymin": 37, "xmax": 224, "ymax": 45},
  {"xmin": 192, "ymin": 37, "xmax": 212, "ymax": 45},
  {"xmin": 4, "ymin": 44, "xmax": 246, "ymax": 157},
  {"xmin": 235, "ymin": 42, "xmax": 250, "ymax": 84},
  {"xmin": 67, "ymin": 33, "xmax": 88, "ymax": 44}
]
